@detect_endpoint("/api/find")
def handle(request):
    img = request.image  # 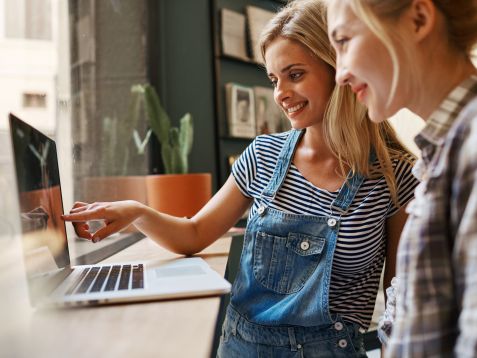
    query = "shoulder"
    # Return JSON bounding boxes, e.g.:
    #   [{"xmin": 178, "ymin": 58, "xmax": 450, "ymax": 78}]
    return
[
  {"xmin": 447, "ymin": 96, "xmax": 477, "ymax": 173},
  {"xmin": 252, "ymin": 131, "xmax": 291, "ymax": 156},
  {"xmin": 444, "ymin": 95, "xmax": 477, "ymax": 165},
  {"xmin": 237, "ymin": 131, "xmax": 291, "ymax": 167},
  {"xmin": 453, "ymin": 96, "xmax": 477, "ymax": 141},
  {"xmin": 254, "ymin": 131, "xmax": 289, "ymax": 146},
  {"xmin": 391, "ymin": 152, "xmax": 416, "ymax": 172},
  {"xmin": 371, "ymin": 151, "xmax": 416, "ymax": 178}
]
